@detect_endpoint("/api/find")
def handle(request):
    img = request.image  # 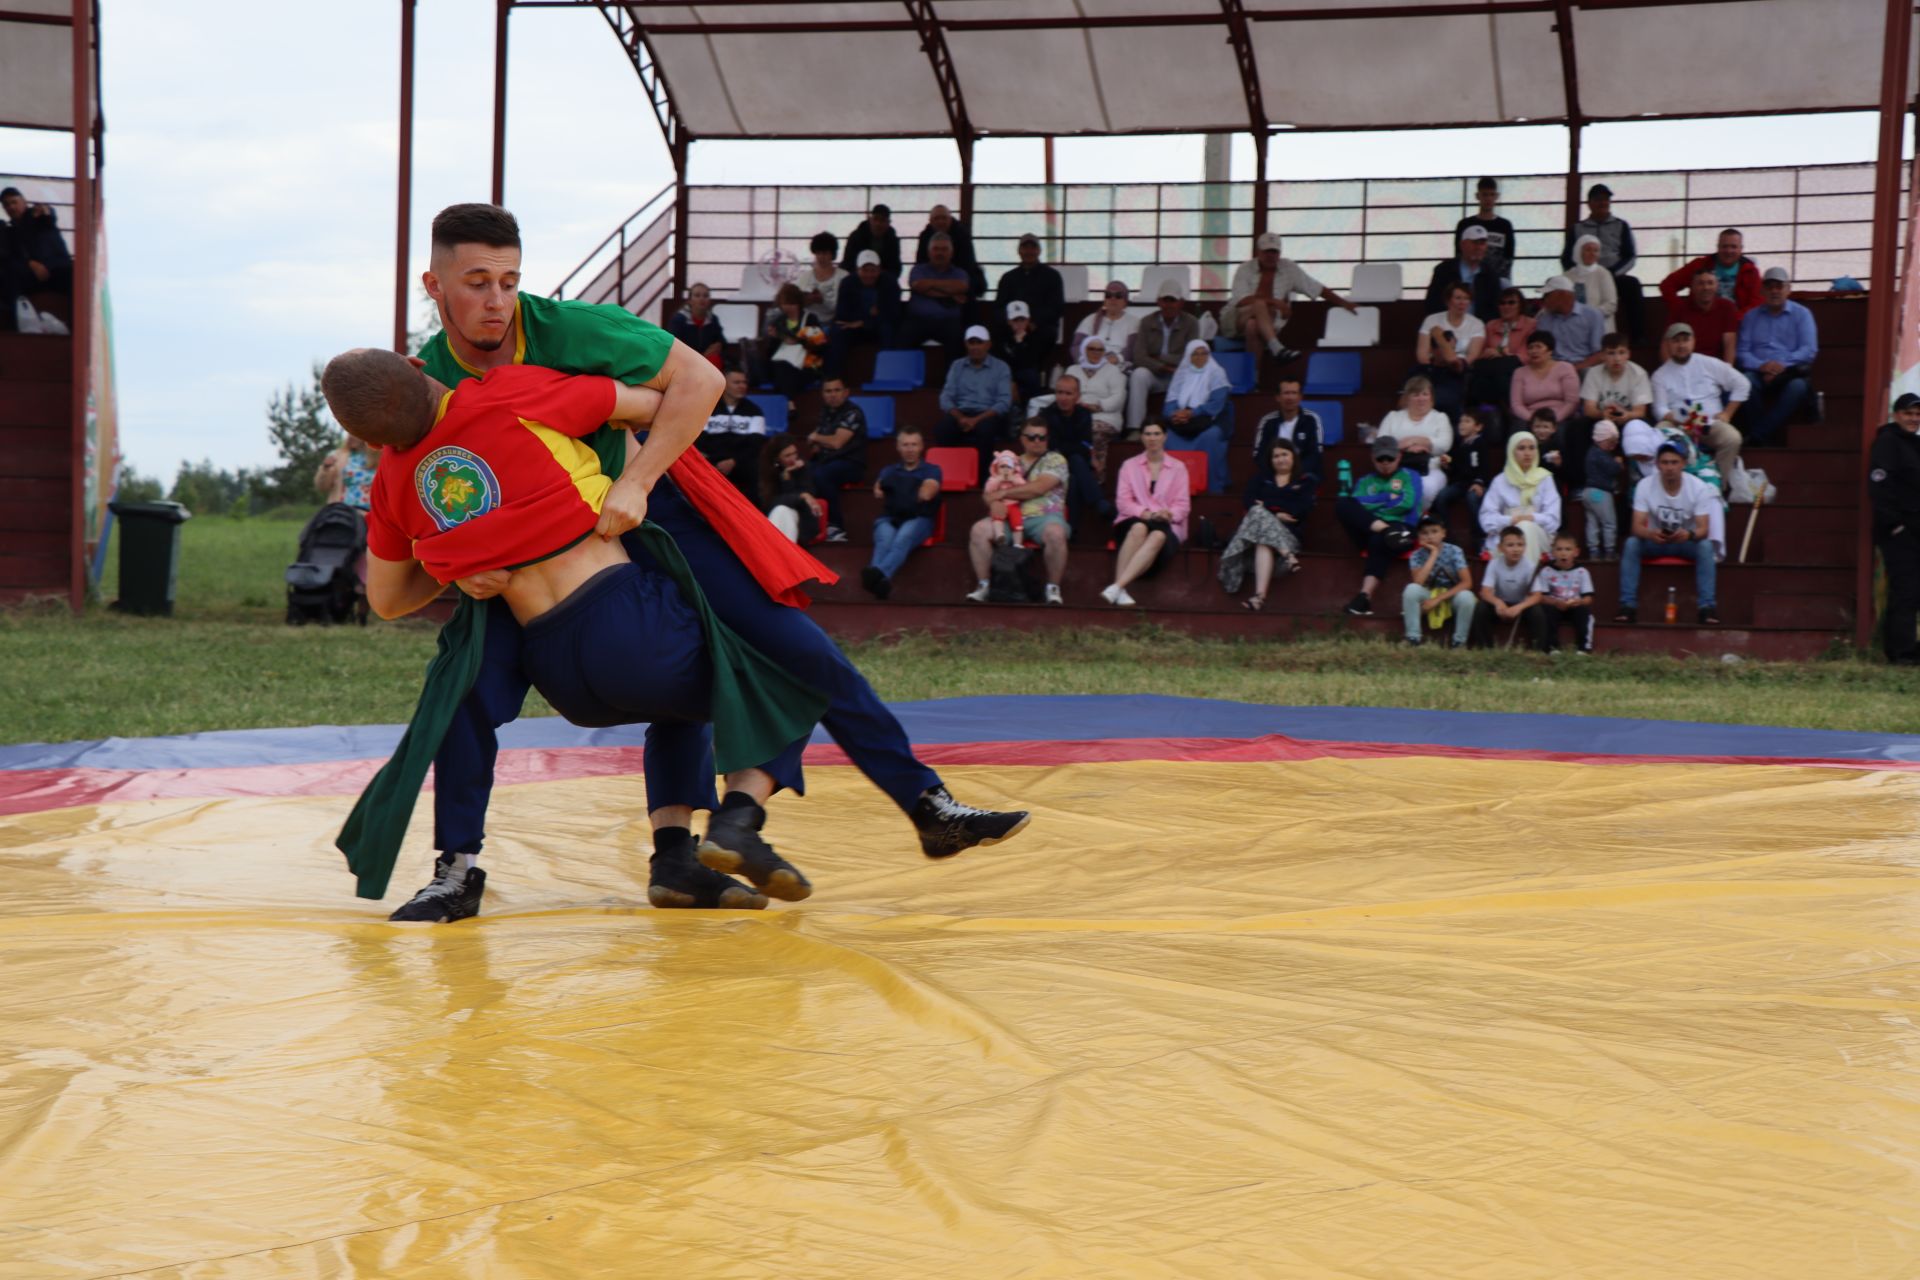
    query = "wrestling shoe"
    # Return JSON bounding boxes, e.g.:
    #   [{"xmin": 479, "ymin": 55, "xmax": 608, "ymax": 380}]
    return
[
  {"xmin": 911, "ymin": 785, "xmax": 1032, "ymax": 860},
  {"xmin": 648, "ymin": 851, "xmax": 768, "ymax": 911},
  {"xmin": 388, "ymin": 854, "xmax": 486, "ymax": 923},
  {"xmin": 698, "ymin": 800, "xmax": 813, "ymax": 901}
]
